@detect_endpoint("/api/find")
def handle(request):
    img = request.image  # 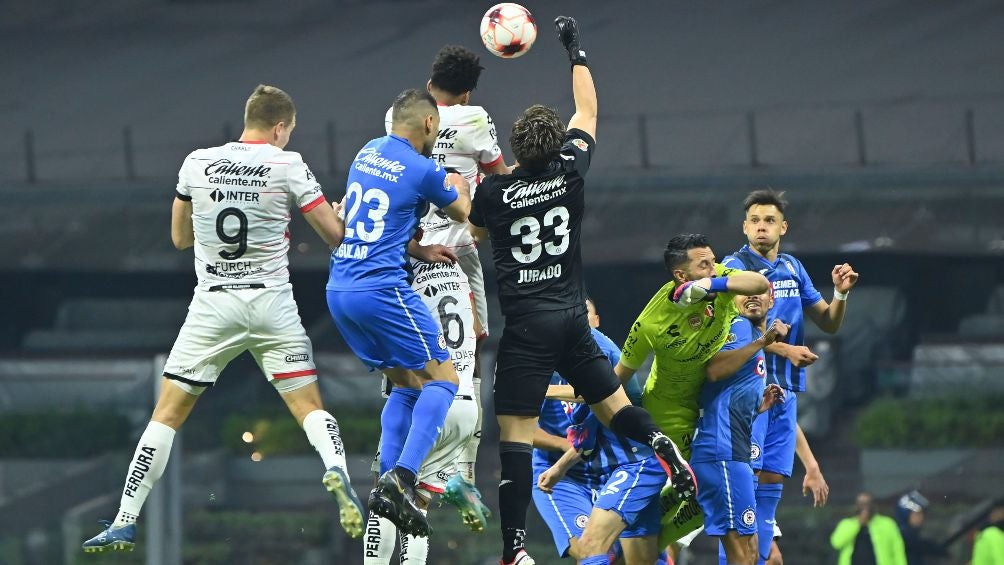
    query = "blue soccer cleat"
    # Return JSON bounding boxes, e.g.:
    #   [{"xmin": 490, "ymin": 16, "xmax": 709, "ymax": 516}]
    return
[
  {"xmin": 322, "ymin": 465, "xmax": 365, "ymax": 538},
  {"xmin": 441, "ymin": 474, "xmax": 492, "ymax": 532},
  {"xmin": 81, "ymin": 520, "xmax": 136, "ymax": 553}
]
